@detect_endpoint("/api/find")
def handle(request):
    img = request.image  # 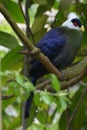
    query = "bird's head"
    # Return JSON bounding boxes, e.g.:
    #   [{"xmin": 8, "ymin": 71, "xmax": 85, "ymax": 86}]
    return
[{"xmin": 62, "ymin": 12, "xmax": 85, "ymax": 32}]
